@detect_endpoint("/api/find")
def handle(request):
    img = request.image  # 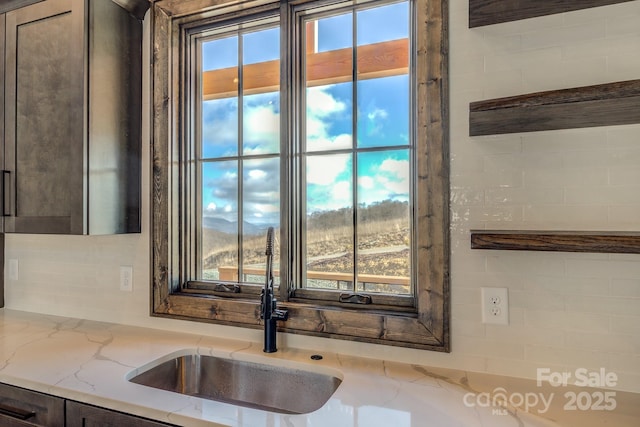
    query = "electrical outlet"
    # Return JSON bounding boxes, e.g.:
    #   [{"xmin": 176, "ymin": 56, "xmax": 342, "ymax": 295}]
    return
[
  {"xmin": 120, "ymin": 266, "xmax": 133, "ymax": 292},
  {"xmin": 481, "ymin": 287, "xmax": 509, "ymax": 325},
  {"xmin": 8, "ymin": 259, "xmax": 19, "ymax": 281}
]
